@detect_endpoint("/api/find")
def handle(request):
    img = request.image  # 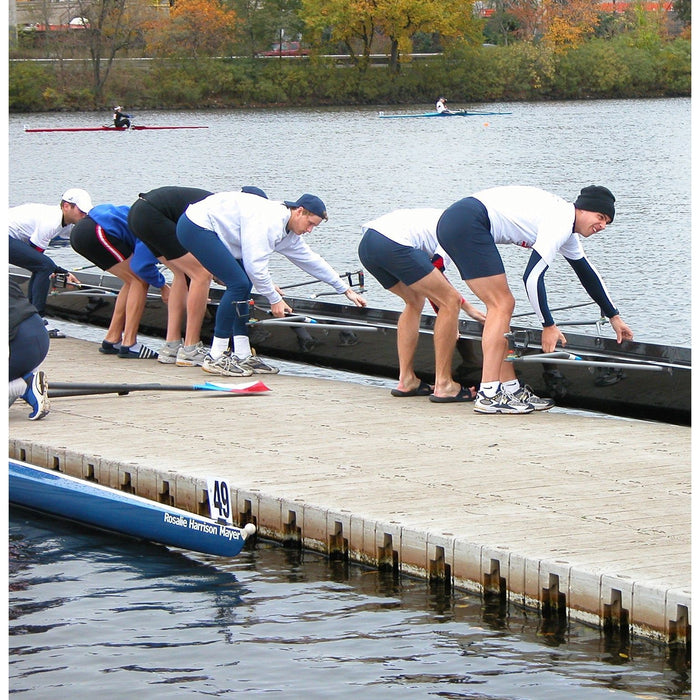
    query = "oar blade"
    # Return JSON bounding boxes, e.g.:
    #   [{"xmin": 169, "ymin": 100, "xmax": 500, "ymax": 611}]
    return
[{"xmin": 198, "ymin": 381, "xmax": 271, "ymax": 393}]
